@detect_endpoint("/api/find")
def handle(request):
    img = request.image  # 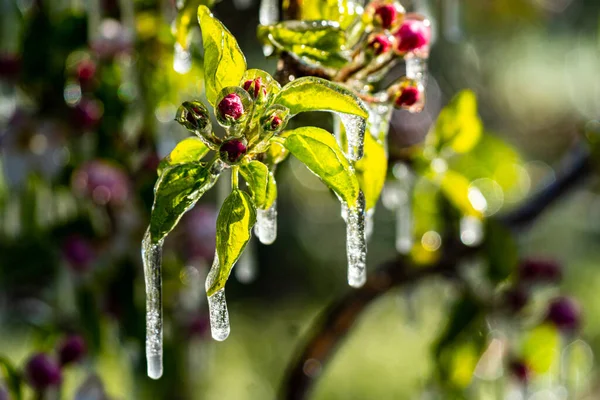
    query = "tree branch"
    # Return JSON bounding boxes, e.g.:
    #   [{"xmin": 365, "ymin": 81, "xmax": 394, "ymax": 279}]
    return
[{"xmin": 280, "ymin": 144, "xmax": 594, "ymax": 400}]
